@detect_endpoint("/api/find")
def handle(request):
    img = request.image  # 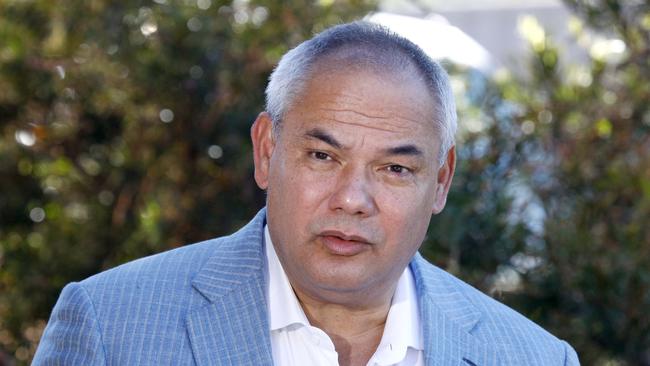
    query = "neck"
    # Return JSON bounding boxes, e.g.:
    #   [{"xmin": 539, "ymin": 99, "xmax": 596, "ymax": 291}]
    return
[{"xmin": 292, "ymin": 284, "xmax": 397, "ymax": 366}]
